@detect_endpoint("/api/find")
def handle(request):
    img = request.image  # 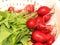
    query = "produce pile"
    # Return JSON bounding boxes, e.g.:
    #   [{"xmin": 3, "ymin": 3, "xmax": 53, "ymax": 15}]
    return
[{"xmin": 0, "ymin": 4, "xmax": 55, "ymax": 45}]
